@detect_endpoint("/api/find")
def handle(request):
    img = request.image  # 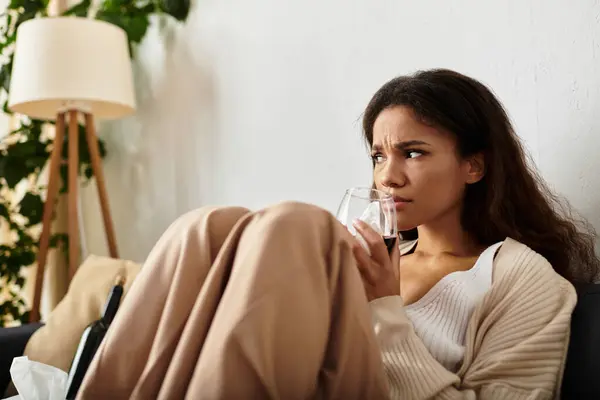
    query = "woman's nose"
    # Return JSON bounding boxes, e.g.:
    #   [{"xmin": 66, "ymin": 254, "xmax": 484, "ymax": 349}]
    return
[{"xmin": 379, "ymin": 162, "xmax": 406, "ymax": 189}]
